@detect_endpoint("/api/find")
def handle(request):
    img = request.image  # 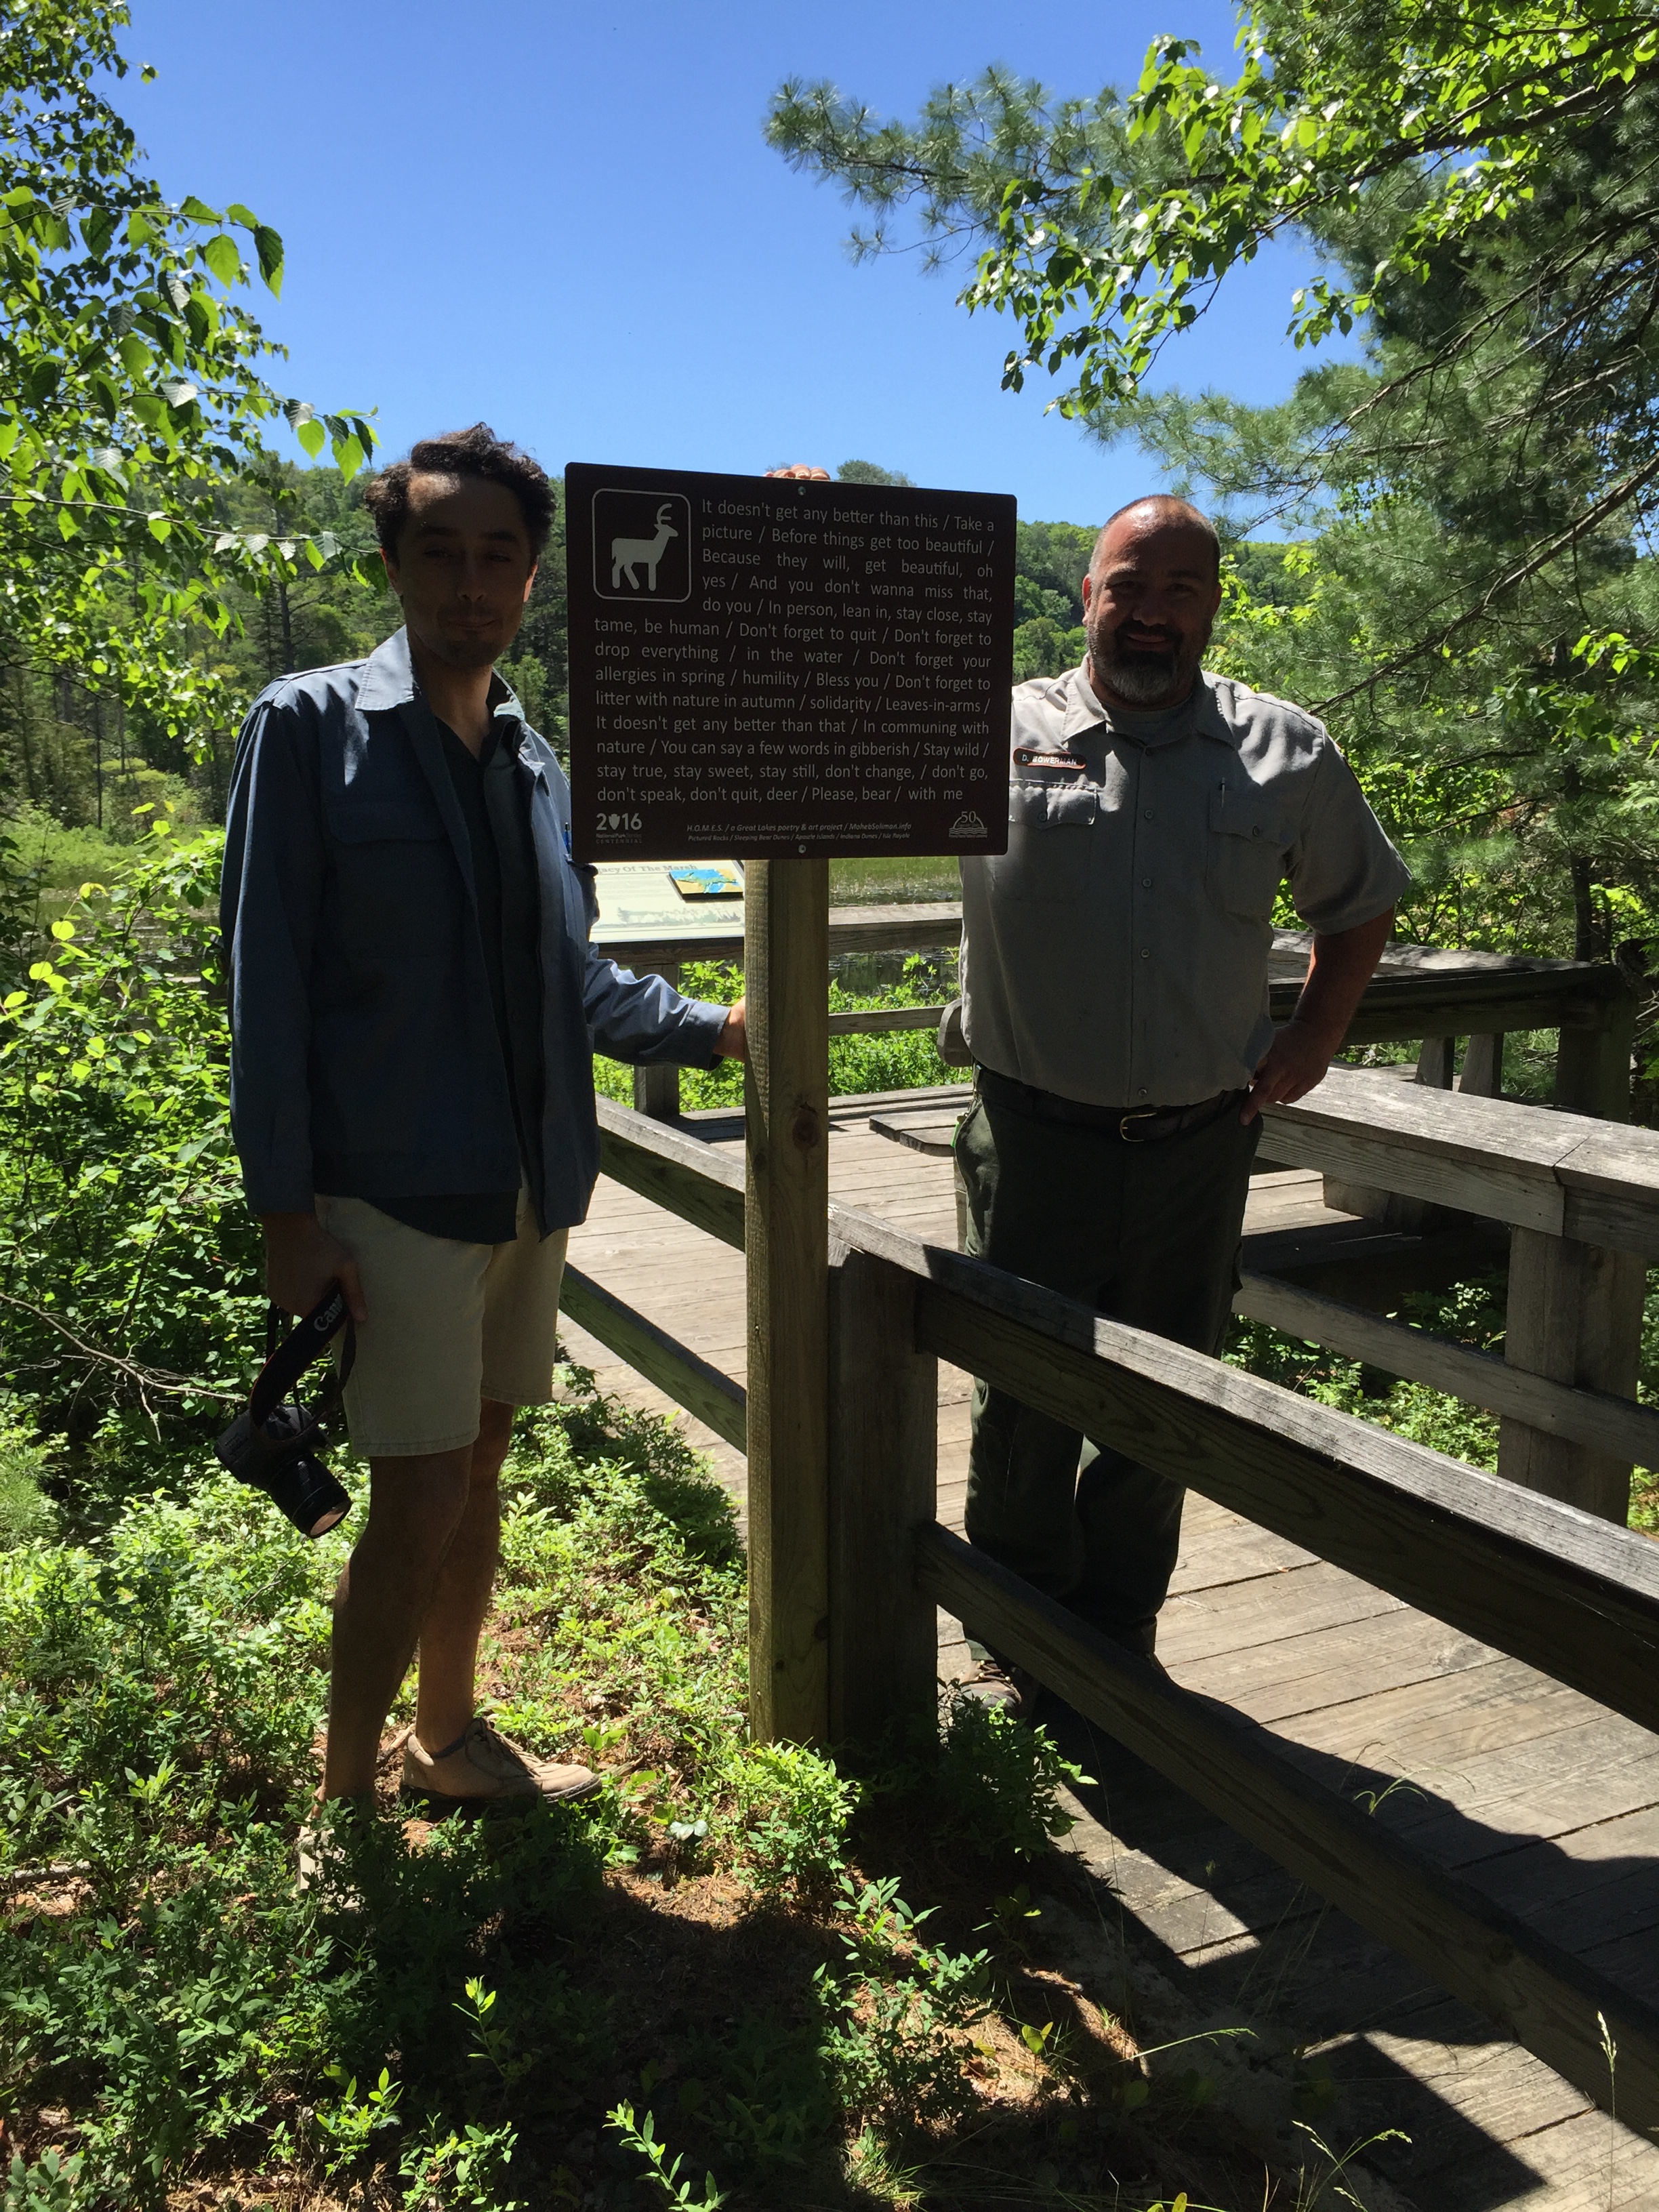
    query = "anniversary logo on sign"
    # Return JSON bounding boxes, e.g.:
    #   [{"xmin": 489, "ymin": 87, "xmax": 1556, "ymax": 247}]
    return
[{"xmin": 565, "ymin": 463, "xmax": 1016, "ymax": 862}]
